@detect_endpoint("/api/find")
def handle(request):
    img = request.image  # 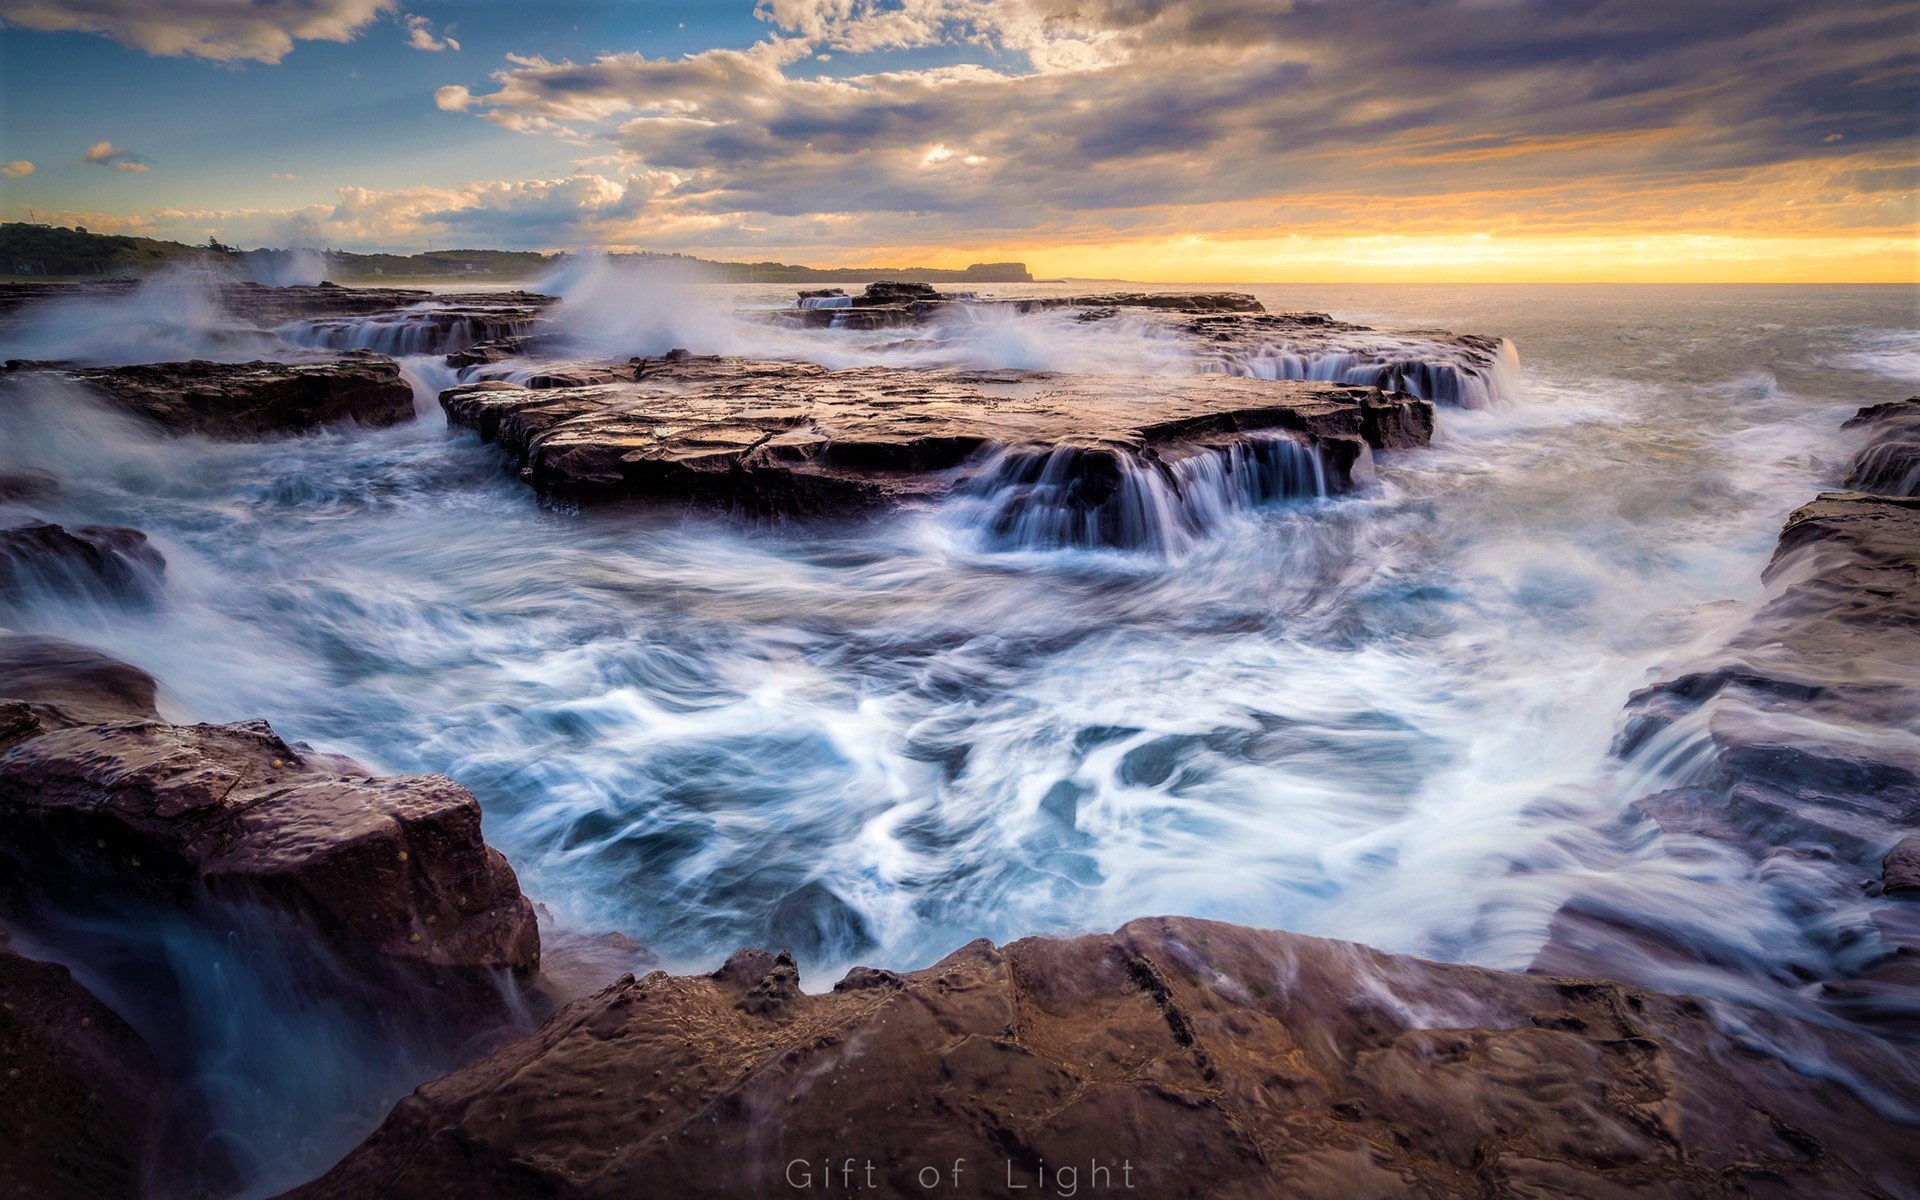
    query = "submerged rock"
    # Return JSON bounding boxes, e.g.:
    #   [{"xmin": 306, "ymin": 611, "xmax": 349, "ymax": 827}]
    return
[
  {"xmin": 441, "ymin": 359, "xmax": 1432, "ymax": 523},
  {"xmin": 1843, "ymin": 396, "xmax": 1920, "ymax": 497},
  {"xmin": 0, "ymin": 521, "xmax": 164, "ymax": 607},
  {"xmin": 11, "ymin": 356, "xmax": 415, "ymax": 438},
  {"xmin": 0, "ymin": 636, "xmax": 539, "ymax": 977},
  {"xmin": 290, "ymin": 916, "xmax": 1903, "ymax": 1198}
]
